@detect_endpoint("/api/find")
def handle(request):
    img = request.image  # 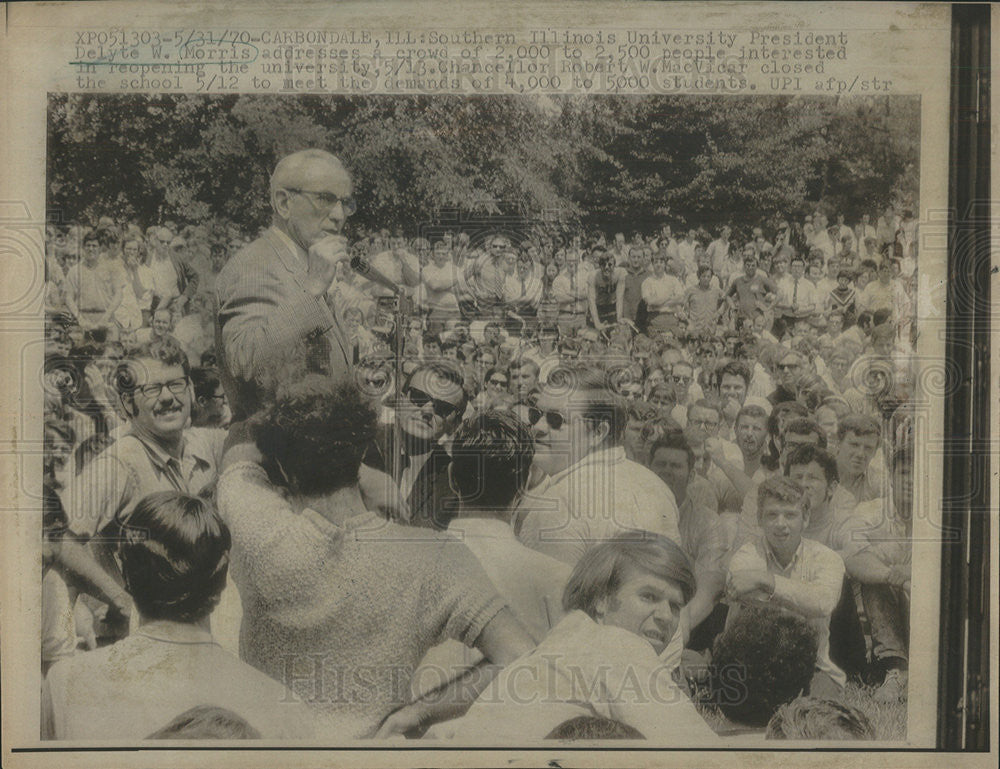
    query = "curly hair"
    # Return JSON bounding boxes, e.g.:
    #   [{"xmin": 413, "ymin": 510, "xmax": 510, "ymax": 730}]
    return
[
  {"xmin": 115, "ymin": 338, "xmax": 191, "ymax": 396},
  {"xmin": 708, "ymin": 606, "xmax": 818, "ymax": 727},
  {"xmin": 253, "ymin": 376, "xmax": 377, "ymax": 497}
]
